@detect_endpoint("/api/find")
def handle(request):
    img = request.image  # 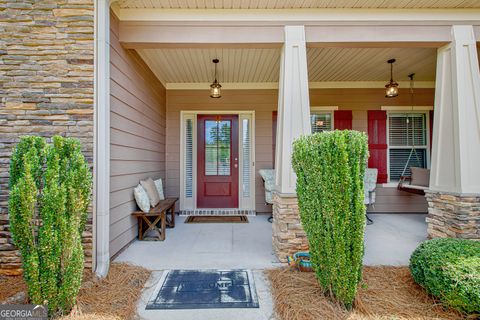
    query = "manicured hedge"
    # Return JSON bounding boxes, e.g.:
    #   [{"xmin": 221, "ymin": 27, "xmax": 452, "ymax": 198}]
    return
[
  {"xmin": 292, "ymin": 130, "xmax": 369, "ymax": 308},
  {"xmin": 9, "ymin": 136, "xmax": 92, "ymax": 316},
  {"xmin": 410, "ymin": 238, "xmax": 480, "ymax": 314}
]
